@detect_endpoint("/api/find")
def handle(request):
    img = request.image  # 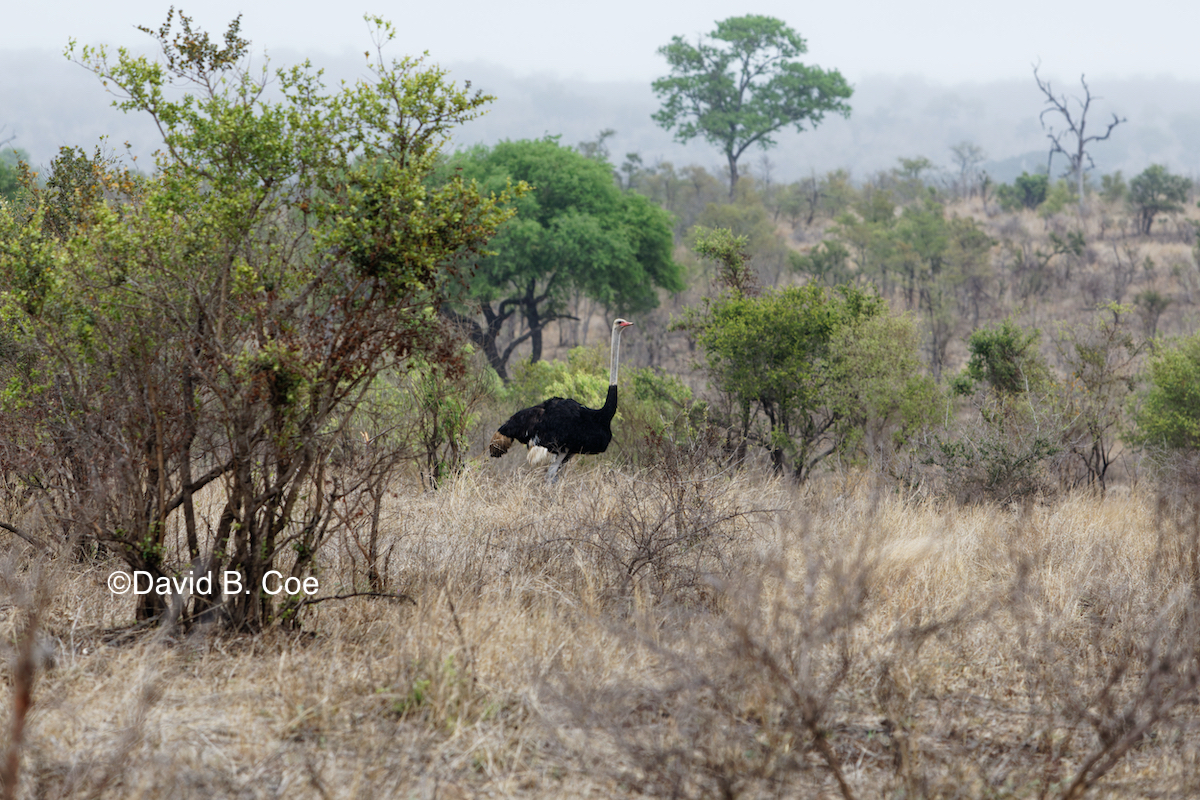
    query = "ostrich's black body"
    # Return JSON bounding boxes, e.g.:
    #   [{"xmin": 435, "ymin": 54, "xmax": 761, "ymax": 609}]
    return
[
  {"xmin": 497, "ymin": 386, "xmax": 618, "ymax": 459},
  {"xmin": 490, "ymin": 318, "xmax": 631, "ymax": 482}
]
